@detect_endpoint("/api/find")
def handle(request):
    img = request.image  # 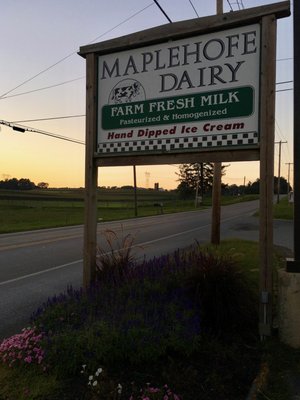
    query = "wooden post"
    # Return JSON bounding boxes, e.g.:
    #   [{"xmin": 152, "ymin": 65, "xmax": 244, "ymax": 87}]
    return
[
  {"xmin": 259, "ymin": 15, "xmax": 277, "ymax": 337},
  {"xmin": 133, "ymin": 165, "xmax": 138, "ymax": 217},
  {"xmin": 211, "ymin": 163, "xmax": 222, "ymax": 244},
  {"xmin": 83, "ymin": 52, "xmax": 98, "ymax": 288},
  {"xmin": 216, "ymin": 0, "xmax": 223, "ymax": 15},
  {"xmin": 287, "ymin": 0, "xmax": 300, "ymax": 272},
  {"xmin": 285, "ymin": 162, "xmax": 292, "ymax": 195},
  {"xmin": 211, "ymin": 0, "xmax": 223, "ymax": 245},
  {"xmin": 276, "ymin": 140, "xmax": 287, "ymax": 203}
]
